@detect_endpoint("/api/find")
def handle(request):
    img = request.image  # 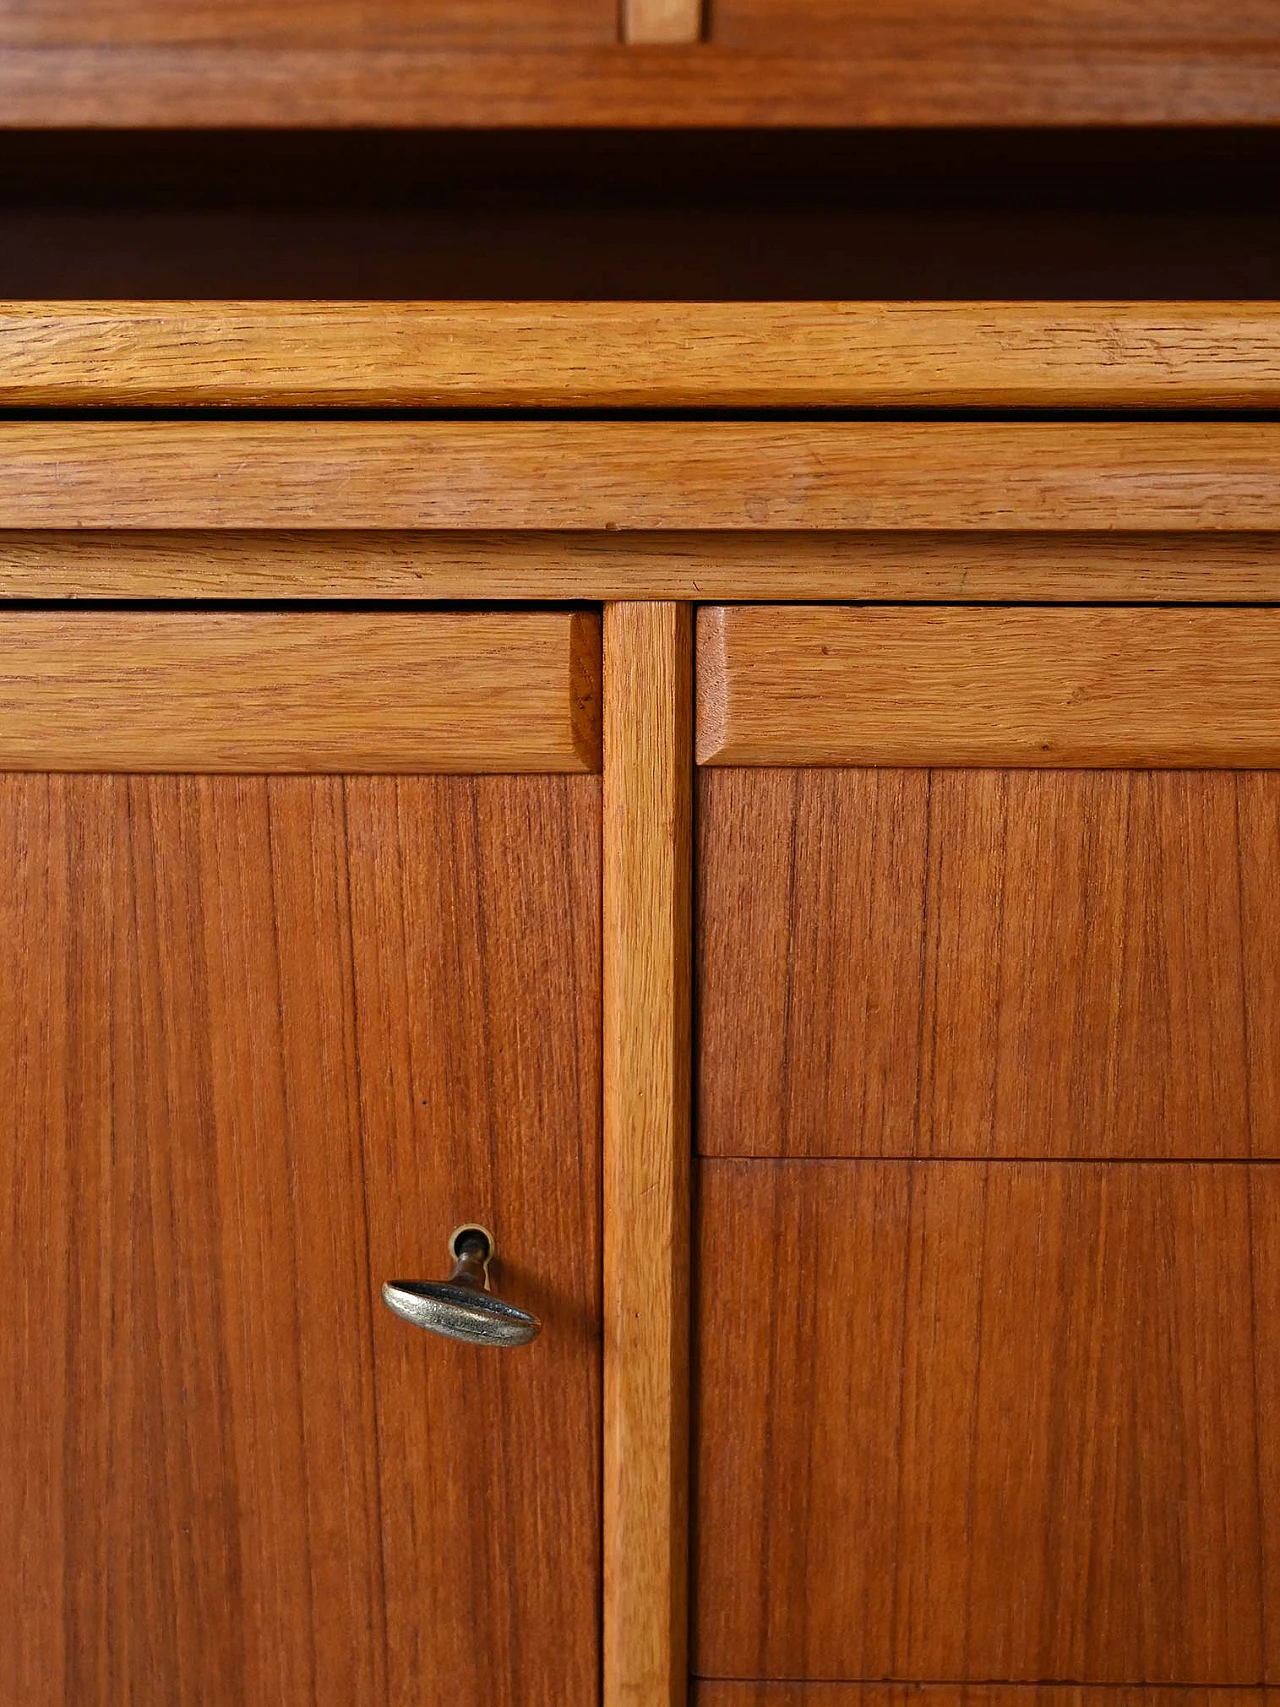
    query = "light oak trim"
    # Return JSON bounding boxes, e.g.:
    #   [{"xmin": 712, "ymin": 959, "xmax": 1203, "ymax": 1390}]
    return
[
  {"xmin": 621, "ymin": 0, "xmax": 702, "ymax": 45},
  {"xmin": 4, "ymin": 303, "xmax": 1280, "ymax": 408},
  {"xmin": 697, "ymin": 605, "xmax": 1280, "ymax": 768},
  {"xmin": 0, "ymin": 611, "xmax": 601, "ymax": 772},
  {"xmin": 603, "ymin": 602, "xmax": 692, "ymax": 1707},
  {"xmin": 4, "ymin": 530, "xmax": 1280, "ymax": 603},
  {"xmin": 1, "ymin": 423, "xmax": 1279, "ymax": 532}
]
